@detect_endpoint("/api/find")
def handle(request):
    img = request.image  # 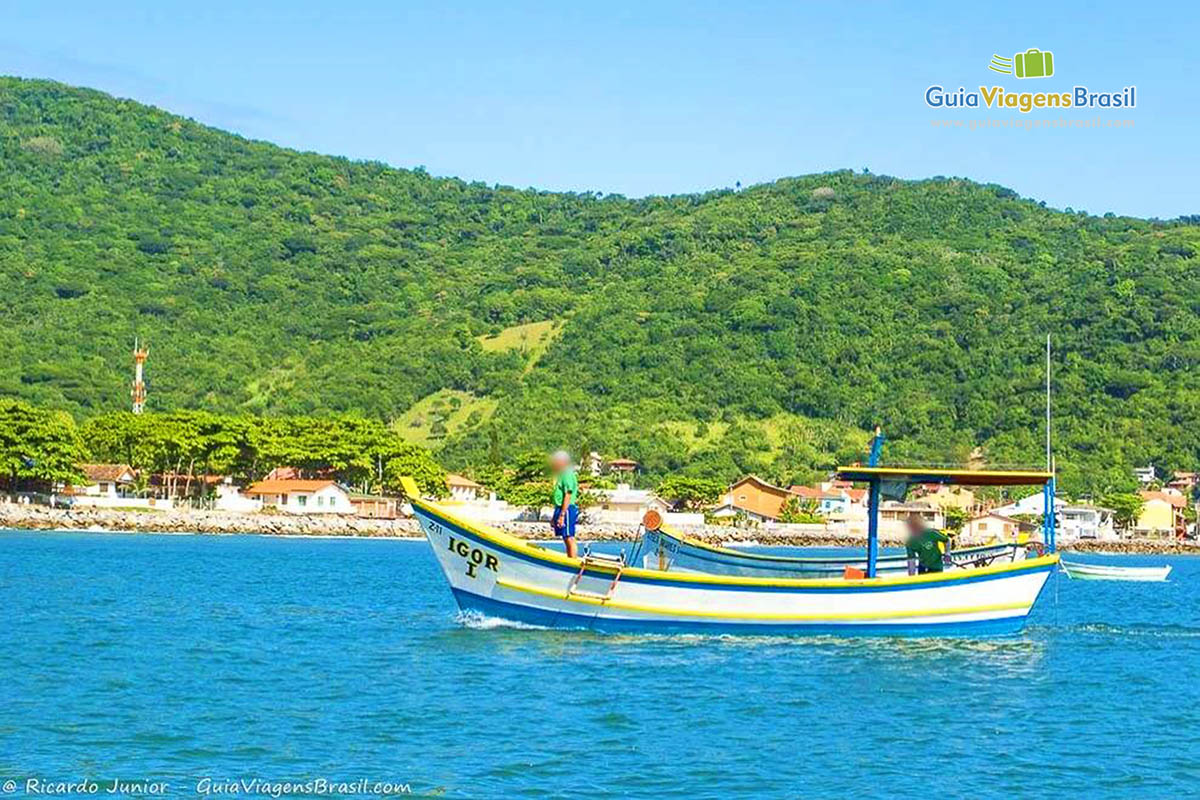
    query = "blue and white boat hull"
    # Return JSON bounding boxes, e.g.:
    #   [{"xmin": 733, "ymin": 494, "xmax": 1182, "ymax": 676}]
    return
[{"xmin": 413, "ymin": 499, "xmax": 1057, "ymax": 637}]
